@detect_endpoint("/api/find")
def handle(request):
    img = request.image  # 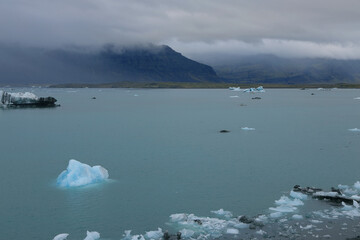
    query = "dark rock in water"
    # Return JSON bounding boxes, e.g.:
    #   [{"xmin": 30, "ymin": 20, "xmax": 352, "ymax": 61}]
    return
[
  {"xmin": 239, "ymin": 215, "xmax": 254, "ymax": 224},
  {"xmin": 92, "ymin": 97, "xmax": 96, "ymax": 99},
  {"xmin": 239, "ymin": 103, "xmax": 247, "ymax": 106},
  {"xmin": 176, "ymin": 232, "xmax": 181, "ymax": 240},
  {"xmin": 219, "ymin": 130, "xmax": 230, "ymax": 133},
  {"xmin": 252, "ymin": 97, "xmax": 261, "ymax": 100},
  {"xmin": 300, "ymin": 88, "xmax": 306, "ymax": 90},
  {"xmin": 162, "ymin": 231, "xmax": 181, "ymax": 240},
  {"xmin": 293, "ymin": 185, "xmax": 356, "ymax": 204},
  {"xmin": 311, "ymin": 93, "xmax": 315, "ymax": 95},
  {"xmin": 194, "ymin": 219, "xmax": 202, "ymax": 225}
]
